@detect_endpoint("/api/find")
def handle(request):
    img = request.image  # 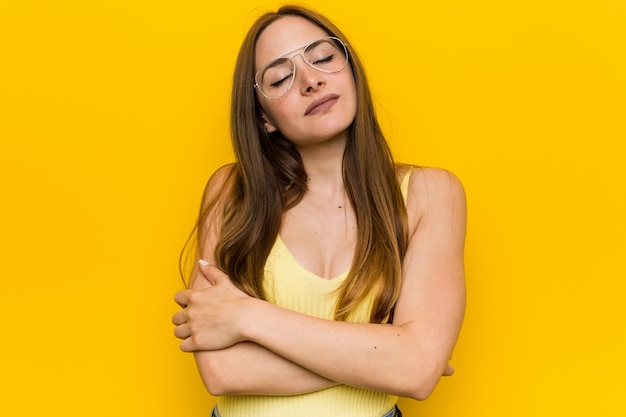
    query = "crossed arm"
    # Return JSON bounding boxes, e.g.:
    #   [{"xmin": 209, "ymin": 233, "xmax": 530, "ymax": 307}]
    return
[{"xmin": 172, "ymin": 167, "xmax": 466, "ymax": 400}]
